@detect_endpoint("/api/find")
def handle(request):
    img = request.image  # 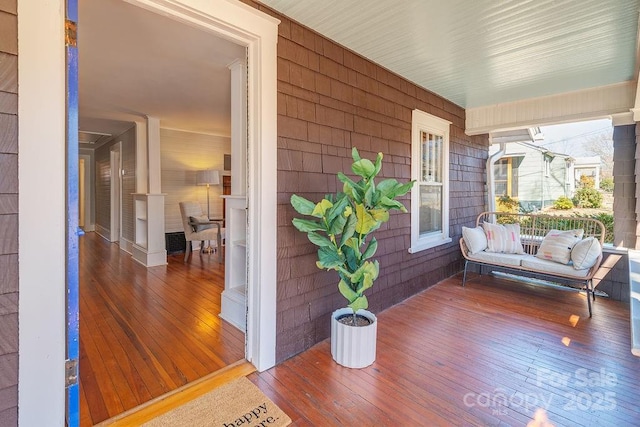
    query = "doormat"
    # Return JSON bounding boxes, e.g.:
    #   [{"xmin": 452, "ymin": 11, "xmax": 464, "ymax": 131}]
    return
[{"xmin": 141, "ymin": 376, "xmax": 291, "ymax": 427}]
